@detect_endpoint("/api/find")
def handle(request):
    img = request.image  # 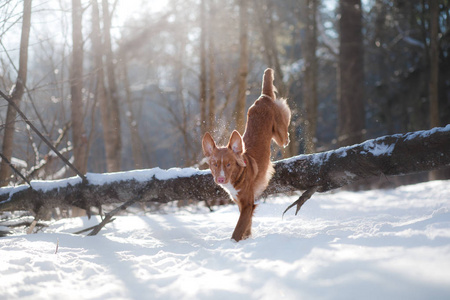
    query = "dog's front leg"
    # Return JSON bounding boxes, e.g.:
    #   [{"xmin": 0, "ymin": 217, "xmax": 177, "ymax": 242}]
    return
[{"xmin": 231, "ymin": 200, "xmax": 255, "ymax": 242}]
